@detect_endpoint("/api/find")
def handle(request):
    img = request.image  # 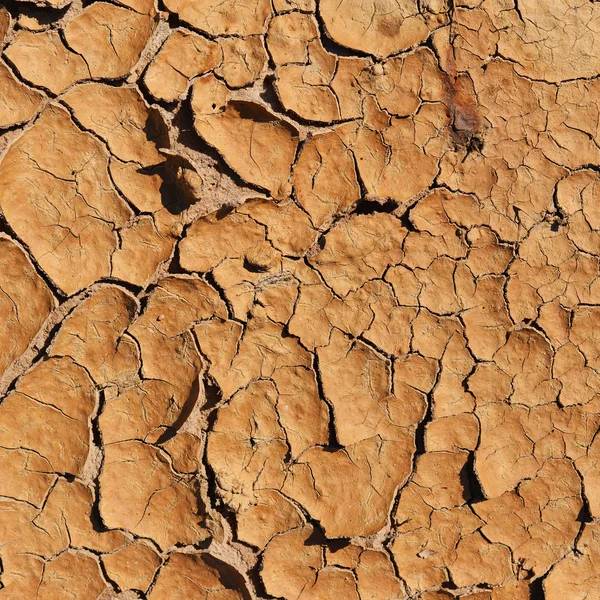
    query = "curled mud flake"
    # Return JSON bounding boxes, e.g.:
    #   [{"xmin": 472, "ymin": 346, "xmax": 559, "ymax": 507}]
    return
[
  {"xmin": 197, "ymin": 308, "xmax": 312, "ymax": 397},
  {"xmin": 163, "ymin": 0, "xmax": 272, "ymax": 36},
  {"xmin": 267, "ymin": 12, "xmax": 319, "ymax": 66},
  {"xmin": 261, "ymin": 526, "xmax": 357, "ymax": 600},
  {"xmin": 99, "ymin": 440, "xmax": 210, "ymax": 548},
  {"xmin": 392, "ymin": 474, "xmax": 510, "ymax": 593},
  {"xmin": 433, "ymin": 7, "xmax": 499, "ymax": 73},
  {"xmin": 0, "ymin": 106, "xmax": 136, "ymax": 294},
  {"xmin": 109, "ymin": 155, "xmax": 202, "ymax": 238},
  {"xmin": 0, "ymin": 60, "xmax": 43, "ymax": 127},
  {"xmin": 148, "ymin": 553, "xmax": 250, "ymax": 599},
  {"xmin": 128, "ymin": 275, "xmax": 226, "ymax": 404},
  {"xmin": 206, "ymin": 380, "xmax": 313, "ymax": 547},
  {"xmin": 293, "ymin": 127, "xmax": 361, "ymax": 229},
  {"xmin": 283, "ymin": 340, "xmax": 417, "ymax": 537},
  {"xmin": 100, "ymin": 380, "xmax": 186, "ymax": 444},
  {"xmin": 63, "ymin": 83, "xmax": 170, "ymax": 166},
  {"xmin": 0, "ymin": 238, "xmax": 55, "ymax": 378},
  {"xmin": 216, "ymin": 36, "xmax": 268, "ymax": 89},
  {"xmin": 50, "ymin": 285, "xmax": 139, "ymax": 386},
  {"xmin": 544, "ymin": 523, "xmax": 600, "ymax": 599},
  {"xmin": 0, "ymin": 8, "xmax": 10, "ymax": 44},
  {"xmin": 179, "ymin": 207, "xmax": 267, "ymax": 272},
  {"xmin": 0, "ymin": 357, "xmax": 96, "ymax": 479},
  {"xmin": 102, "ymin": 541, "xmax": 162, "ymax": 594},
  {"xmin": 64, "ymin": 1, "xmax": 157, "ymax": 79},
  {"xmin": 358, "ymin": 47, "xmax": 446, "ymax": 118},
  {"xmin": 191, "ymin": 72, "xmax": 229, "ymax": 115},
  {"xmin": 341, "ymin": 106, "xmax": 446, "ymax": 203},
  {"xmin": 37, "ymin": 552, "xmax": 109, "ymax": 598},
  {"xmin": 144, "ymin": 30, "xmax": 221, "ymax": 102},
  {"xmin": 493, "ymin": 327, "xmax": 561, "ymax": 407},
  {"xmin": 310, "ymin": 213, "xmax": 406, "ymax": 296},
  {"xmin": 111, "ymin": 216, "xmax": 175, "ymax": 287},
  {"xmin": 474, "ymin": 458, "xmax": 583, "ymax": 578},
  {"xmin": 319, "ymin": 0, "xmax": 448, "ymax": 58},
  {"xmin": 425, "ymin": 413, "xmax": 479, "ymax": 452},
  {"xmin": 475, "ymin": 401, "xmax": 539, "ymax": 498},
  {"xmin": 274, "ymin": 38, "xmax": 370, "ymax": 123},
  {"xmin": 193, "ymin": 101, "xmax": 299, "ymax": 199},
  {"xmin": 5, "ymin": 29, "xmax": 90, "ymax": 94}
]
